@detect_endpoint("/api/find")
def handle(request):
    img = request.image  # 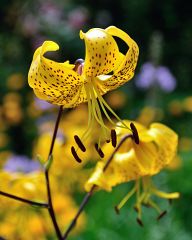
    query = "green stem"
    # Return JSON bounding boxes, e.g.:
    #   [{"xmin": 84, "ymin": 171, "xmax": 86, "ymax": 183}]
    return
[
  {"xmin": 0, "ymin": 190, "xmax": 48, "ymax": 208},
  {"xmin": 45, "ymin": 105, "xmax": 63, "ymax": 240},
  {"xmin": 62, "ymin": 133, "xmax": 133, "ymax": 240}
]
